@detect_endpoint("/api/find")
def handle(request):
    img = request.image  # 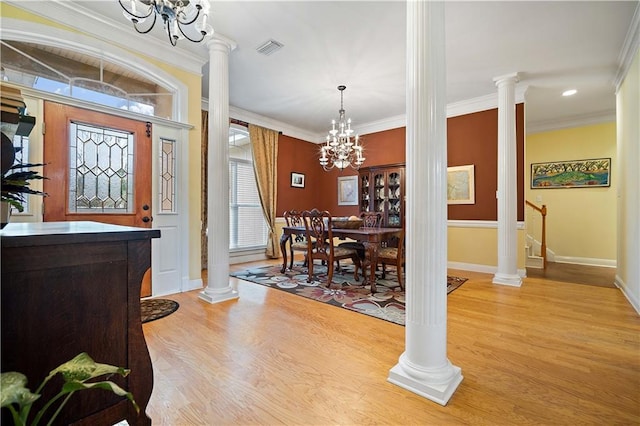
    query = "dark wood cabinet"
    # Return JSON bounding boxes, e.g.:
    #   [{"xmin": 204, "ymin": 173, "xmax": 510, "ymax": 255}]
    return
[
  {"xmin": 1, "ymin": 221, "xmax": 160, "ymax": 426},
  {"xmin": 359, "ymin": 164, "xmax": 405, "ymax": 227}
]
